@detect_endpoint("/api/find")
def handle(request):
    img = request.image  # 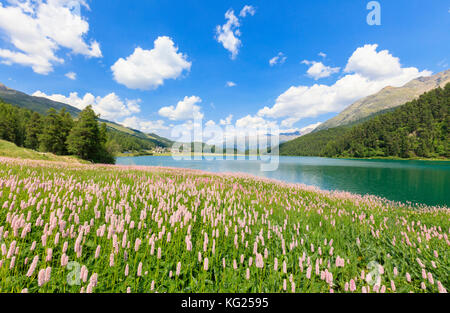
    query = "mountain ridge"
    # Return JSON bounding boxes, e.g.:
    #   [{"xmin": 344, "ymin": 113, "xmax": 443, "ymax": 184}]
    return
[
  {"xmin": 280, "ymin": 83, "xmax": 449, "ymax": 159},
  {"xmin": 315, "ymin": 69, "xmax": 450, "ymax": 131}
]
